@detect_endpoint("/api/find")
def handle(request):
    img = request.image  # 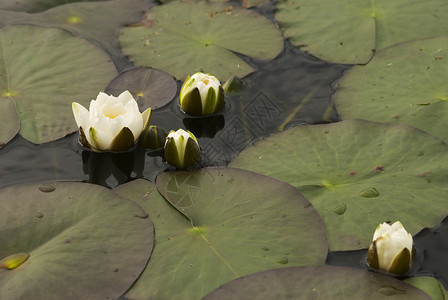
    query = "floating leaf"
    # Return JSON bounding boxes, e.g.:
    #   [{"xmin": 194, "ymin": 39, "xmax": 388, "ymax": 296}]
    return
[
  {"xmin": 0, "ymin": 0, "xmax": 151, "ymax": 70},
  {"xmin": 119, "ymin": 1, "xmax": 283, "ymax": 80},
  {"xmin": 0, "ymin": 97, "xmax": 19, "ymax": 147},
  {"xmin": 333, "ymin": 36, "xmax": 448, "ymax": 144},
  {"xmin": 275, "ymin": 0, "xmax": 448, "ymax": 64},
  {"xmin": 0, "ymin": 182, "xmax": 153, "ymax": 299},
  {"xmin": 106, "ymin": 68, "xmax": 176, "ymax": 110},
  {"xmin": 0, "ymin": 25, "xmax": 116, "ymax": 144},
  {"xmin": 203, "ymin": 266, "xmax": 431, "ymax": 299},
  {"xmin": 230, "ymin": 119, "xmax": 448, "ymax": 251},
  {"xmin": 114, "ymin": 168, "xmax": 327, "ymax": 299},
  {"xmin": 406, "ymin": 276, "xmax": 448, "ymax": 300},
  {"xmin": 0, "ymin": 0, "xmax": 109, "ymax": 13}
]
